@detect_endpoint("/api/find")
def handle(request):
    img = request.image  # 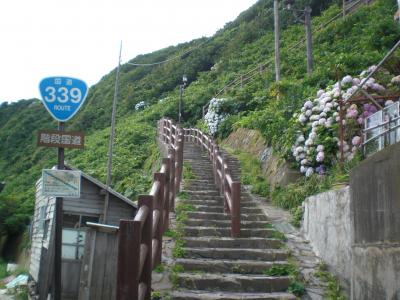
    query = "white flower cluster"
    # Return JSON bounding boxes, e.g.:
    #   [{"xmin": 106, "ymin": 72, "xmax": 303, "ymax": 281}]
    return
[
  {"xmin": 204, "ymin": 98, "xmax": 227, "ymax": 135},
  {"xmin": 293, "ymin": 65, "xmax": 387, "ymax": 176},
  {"xmin": 135, "ymin": 101, "xmax": 146, "ymax": 111}
]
